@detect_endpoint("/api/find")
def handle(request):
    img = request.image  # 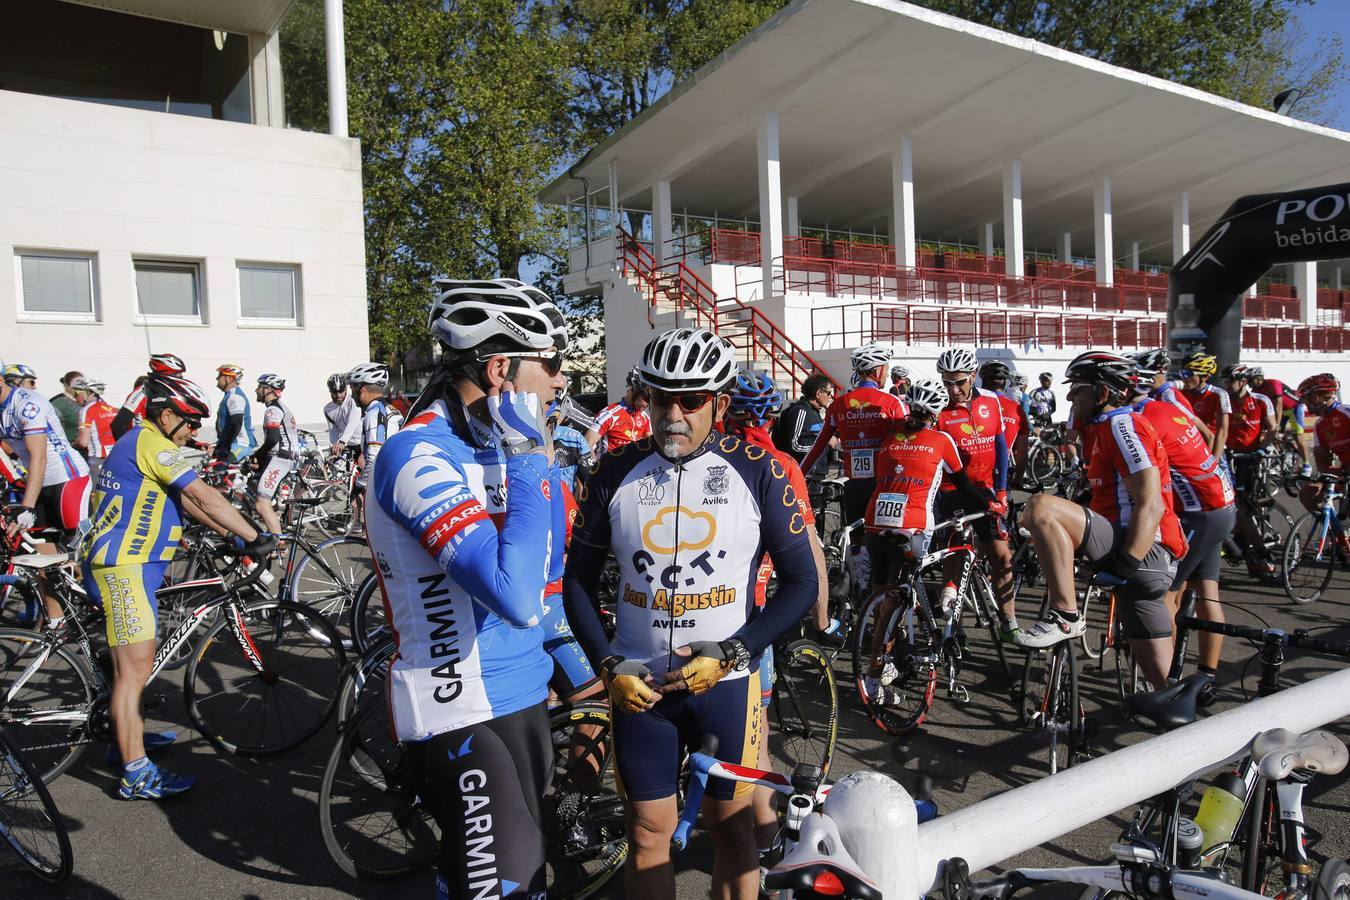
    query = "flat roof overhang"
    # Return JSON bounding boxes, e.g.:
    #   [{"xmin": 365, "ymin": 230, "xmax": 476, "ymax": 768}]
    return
[
  {"xmin": 541, "ymin": 0, "xmax": 1350, "ymax": 265},
  {"xmin": 62, "ymin": 0, "xmax": 296, "ymax": 35}
]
